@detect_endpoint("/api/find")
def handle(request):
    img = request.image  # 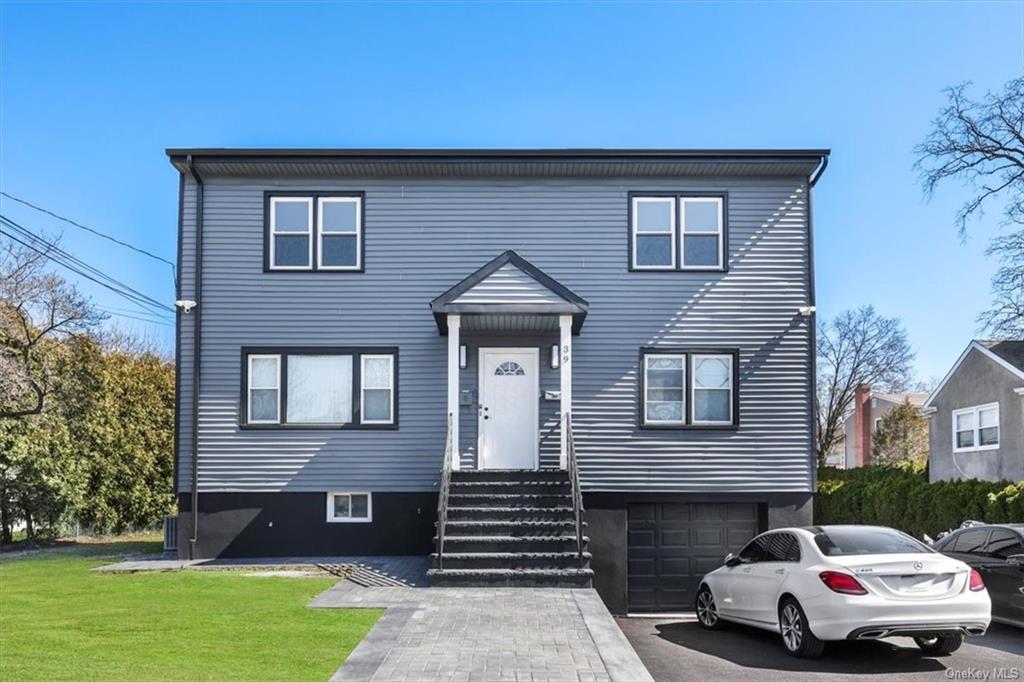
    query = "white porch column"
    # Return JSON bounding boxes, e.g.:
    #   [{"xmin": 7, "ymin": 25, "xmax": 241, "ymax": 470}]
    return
[
  {"xmin": 559, "ymin": 314, "xmax": 572, "ymax": 469},
  {"xmin": 447, "ymin": 314, "xmax": 461, "ymax": 470}
]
